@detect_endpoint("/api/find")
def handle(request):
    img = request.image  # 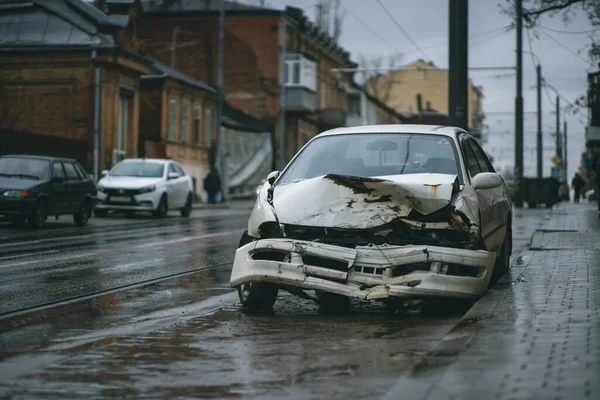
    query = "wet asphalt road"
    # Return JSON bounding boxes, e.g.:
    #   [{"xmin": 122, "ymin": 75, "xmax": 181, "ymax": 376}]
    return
[{"xmin": 0, "ymin": 206, "xmax": 549, "ymax": 399}]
